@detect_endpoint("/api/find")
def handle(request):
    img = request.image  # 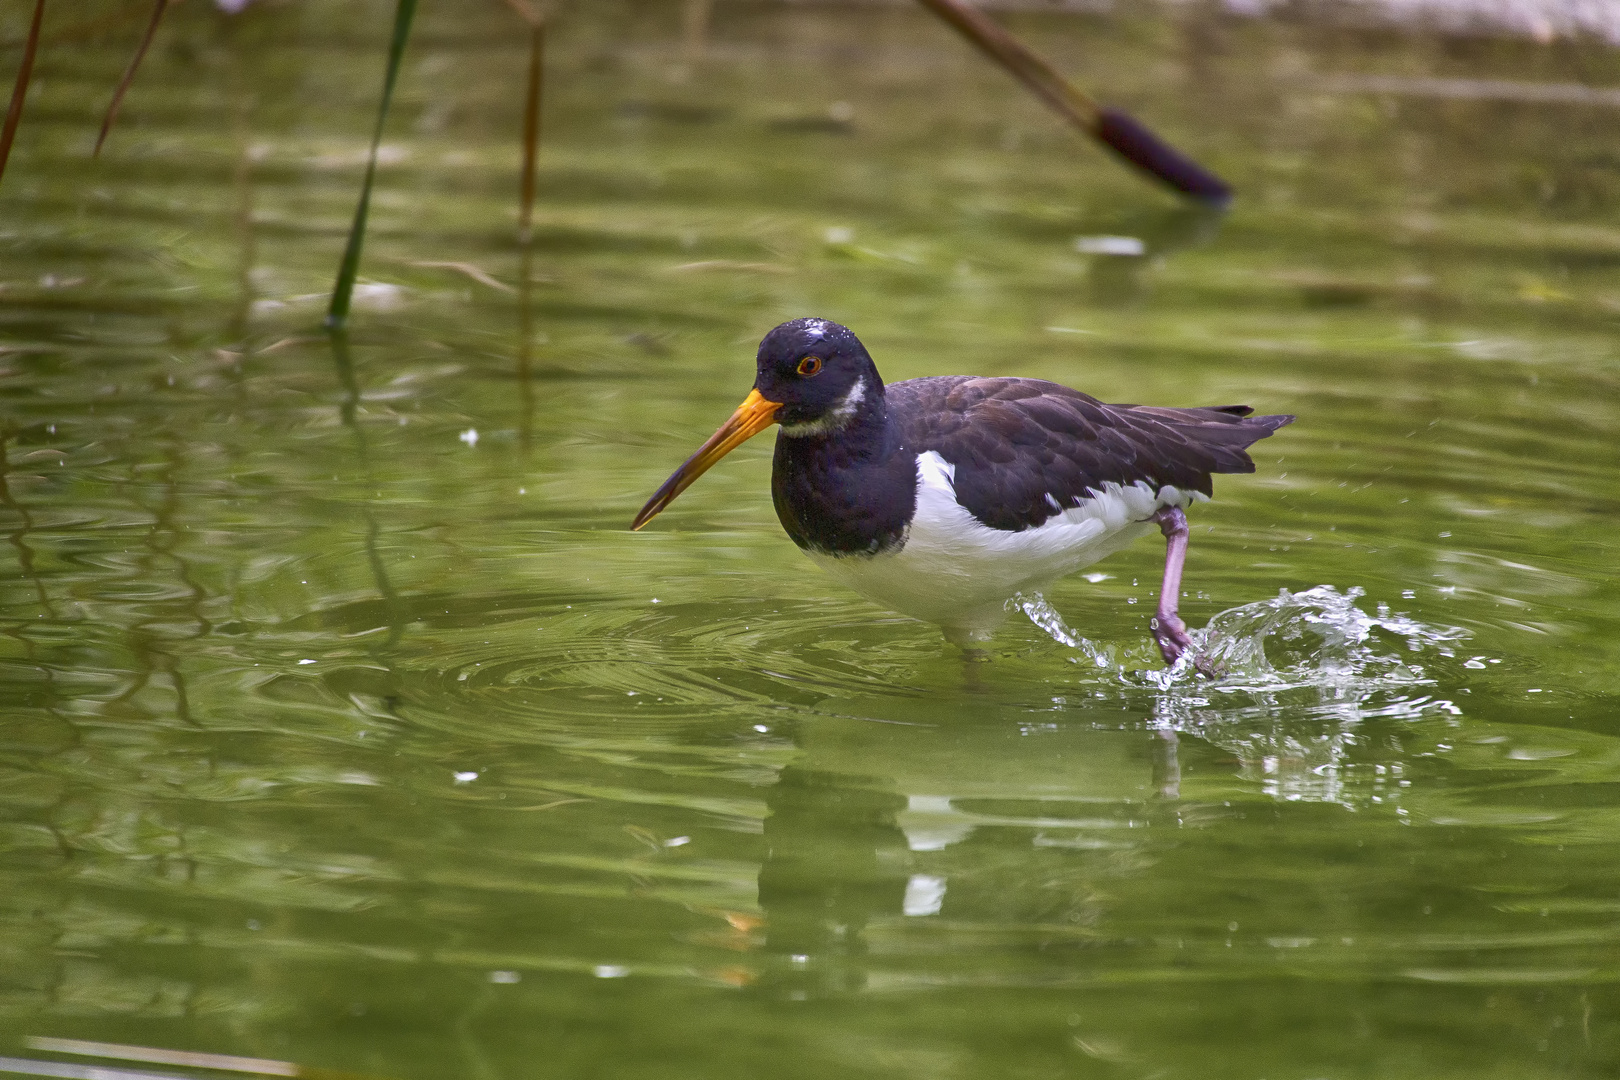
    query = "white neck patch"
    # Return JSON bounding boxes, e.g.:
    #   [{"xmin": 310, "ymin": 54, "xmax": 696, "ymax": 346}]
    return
[{"xmin": 780, "ymin": 376, "xmax": 868, "ymax": 437}]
